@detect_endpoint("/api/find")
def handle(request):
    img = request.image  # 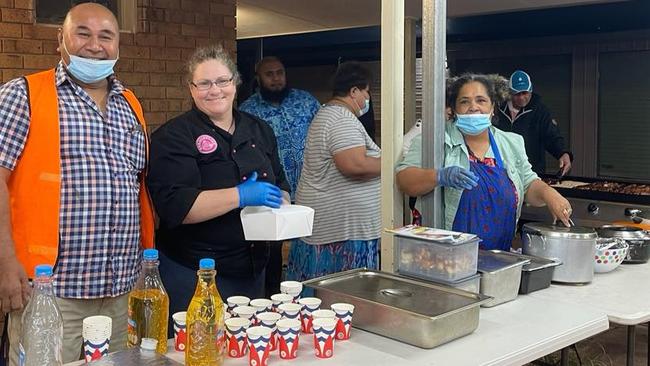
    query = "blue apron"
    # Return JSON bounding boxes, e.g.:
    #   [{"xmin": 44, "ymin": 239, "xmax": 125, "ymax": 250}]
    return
[{"xmin": 452, "ymin": 131, "xmax": 518, "ymax": 251}]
